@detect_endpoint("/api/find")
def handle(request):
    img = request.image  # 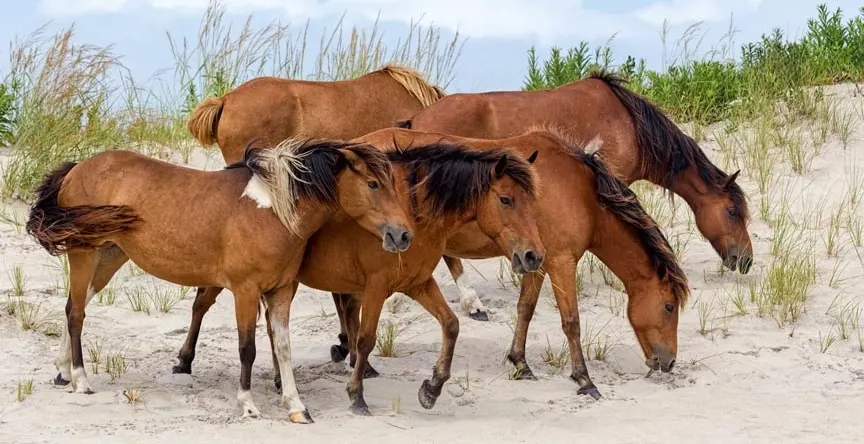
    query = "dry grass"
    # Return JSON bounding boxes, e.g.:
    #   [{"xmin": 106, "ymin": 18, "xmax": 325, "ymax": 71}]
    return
[{"xmin": 540, "ymin": 335, "xmax": 570, "ymax": 375}]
